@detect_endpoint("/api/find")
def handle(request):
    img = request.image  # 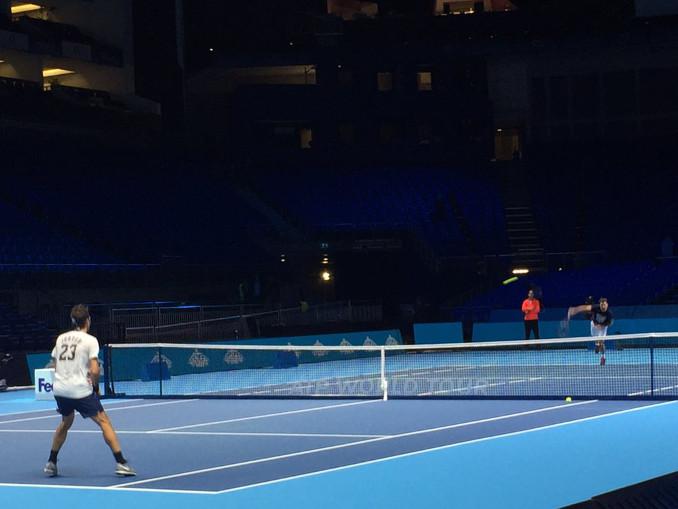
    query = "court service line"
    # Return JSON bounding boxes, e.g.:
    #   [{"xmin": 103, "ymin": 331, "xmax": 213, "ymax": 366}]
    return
[
  {"xmin": 211, "ymin": 399, "xmax": 678, "ymax": 496},
  {"xmin": 112, "ymin": 399, "xmax": 597, "ymax": 488},
  {"xmin": 0, "ymin": 398, "xmax": 145, "ymax": 419},
  {"xmin": 0, "ymin": 429, "xmax": 388, "ymax": 439},
  {"xmin": 148, "ymin": 399, "xmax": 381, "ymax": 433},
  {"xmin": 0, "ymin": 399, "xmax": 196, "ymax": 425},
  {"xmin": 628, "ymin": 383, "xmax": 678, "ymax": 396},
  {"xmin": 419, "ymin": 377, "xmax": 544, "ymax": 396},
  {"xmin": 0, "ymin": 408, "xmax": 68, "ymax": 419},
  {"xmin": 157, "ymin": 431, "xmax": 389, "ymax": 439}
]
